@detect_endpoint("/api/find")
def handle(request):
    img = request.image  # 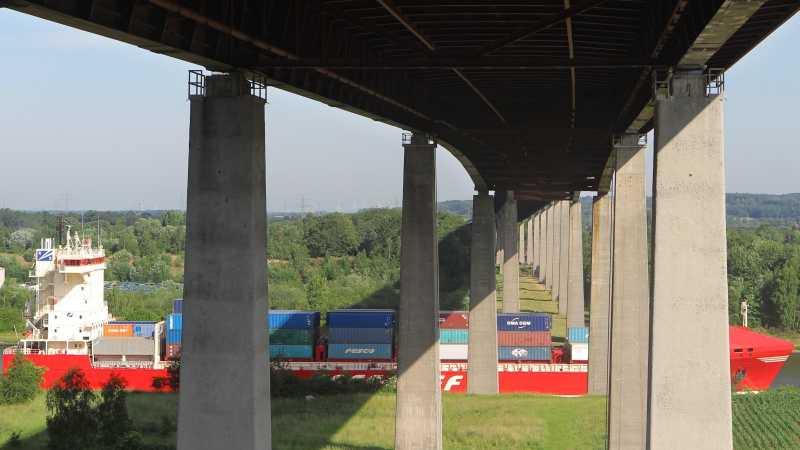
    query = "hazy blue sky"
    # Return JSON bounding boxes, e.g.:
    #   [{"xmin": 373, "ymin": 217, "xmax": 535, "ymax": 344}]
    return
[{"xmin": 0, "ymin": 9, "xmax": 797, "ymax": 211}]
